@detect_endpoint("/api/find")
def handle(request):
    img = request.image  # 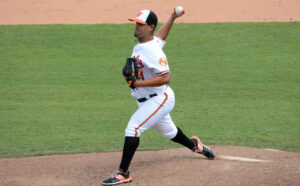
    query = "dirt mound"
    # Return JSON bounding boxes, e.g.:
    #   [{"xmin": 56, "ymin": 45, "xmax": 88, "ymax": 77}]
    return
[
  {"xmin": 1, "ymin": 0, "xmax": 300, "ymax": 25},
  {"xmin": 1, "ymin": 146, "xmax": 299, "ymax": 186}
]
